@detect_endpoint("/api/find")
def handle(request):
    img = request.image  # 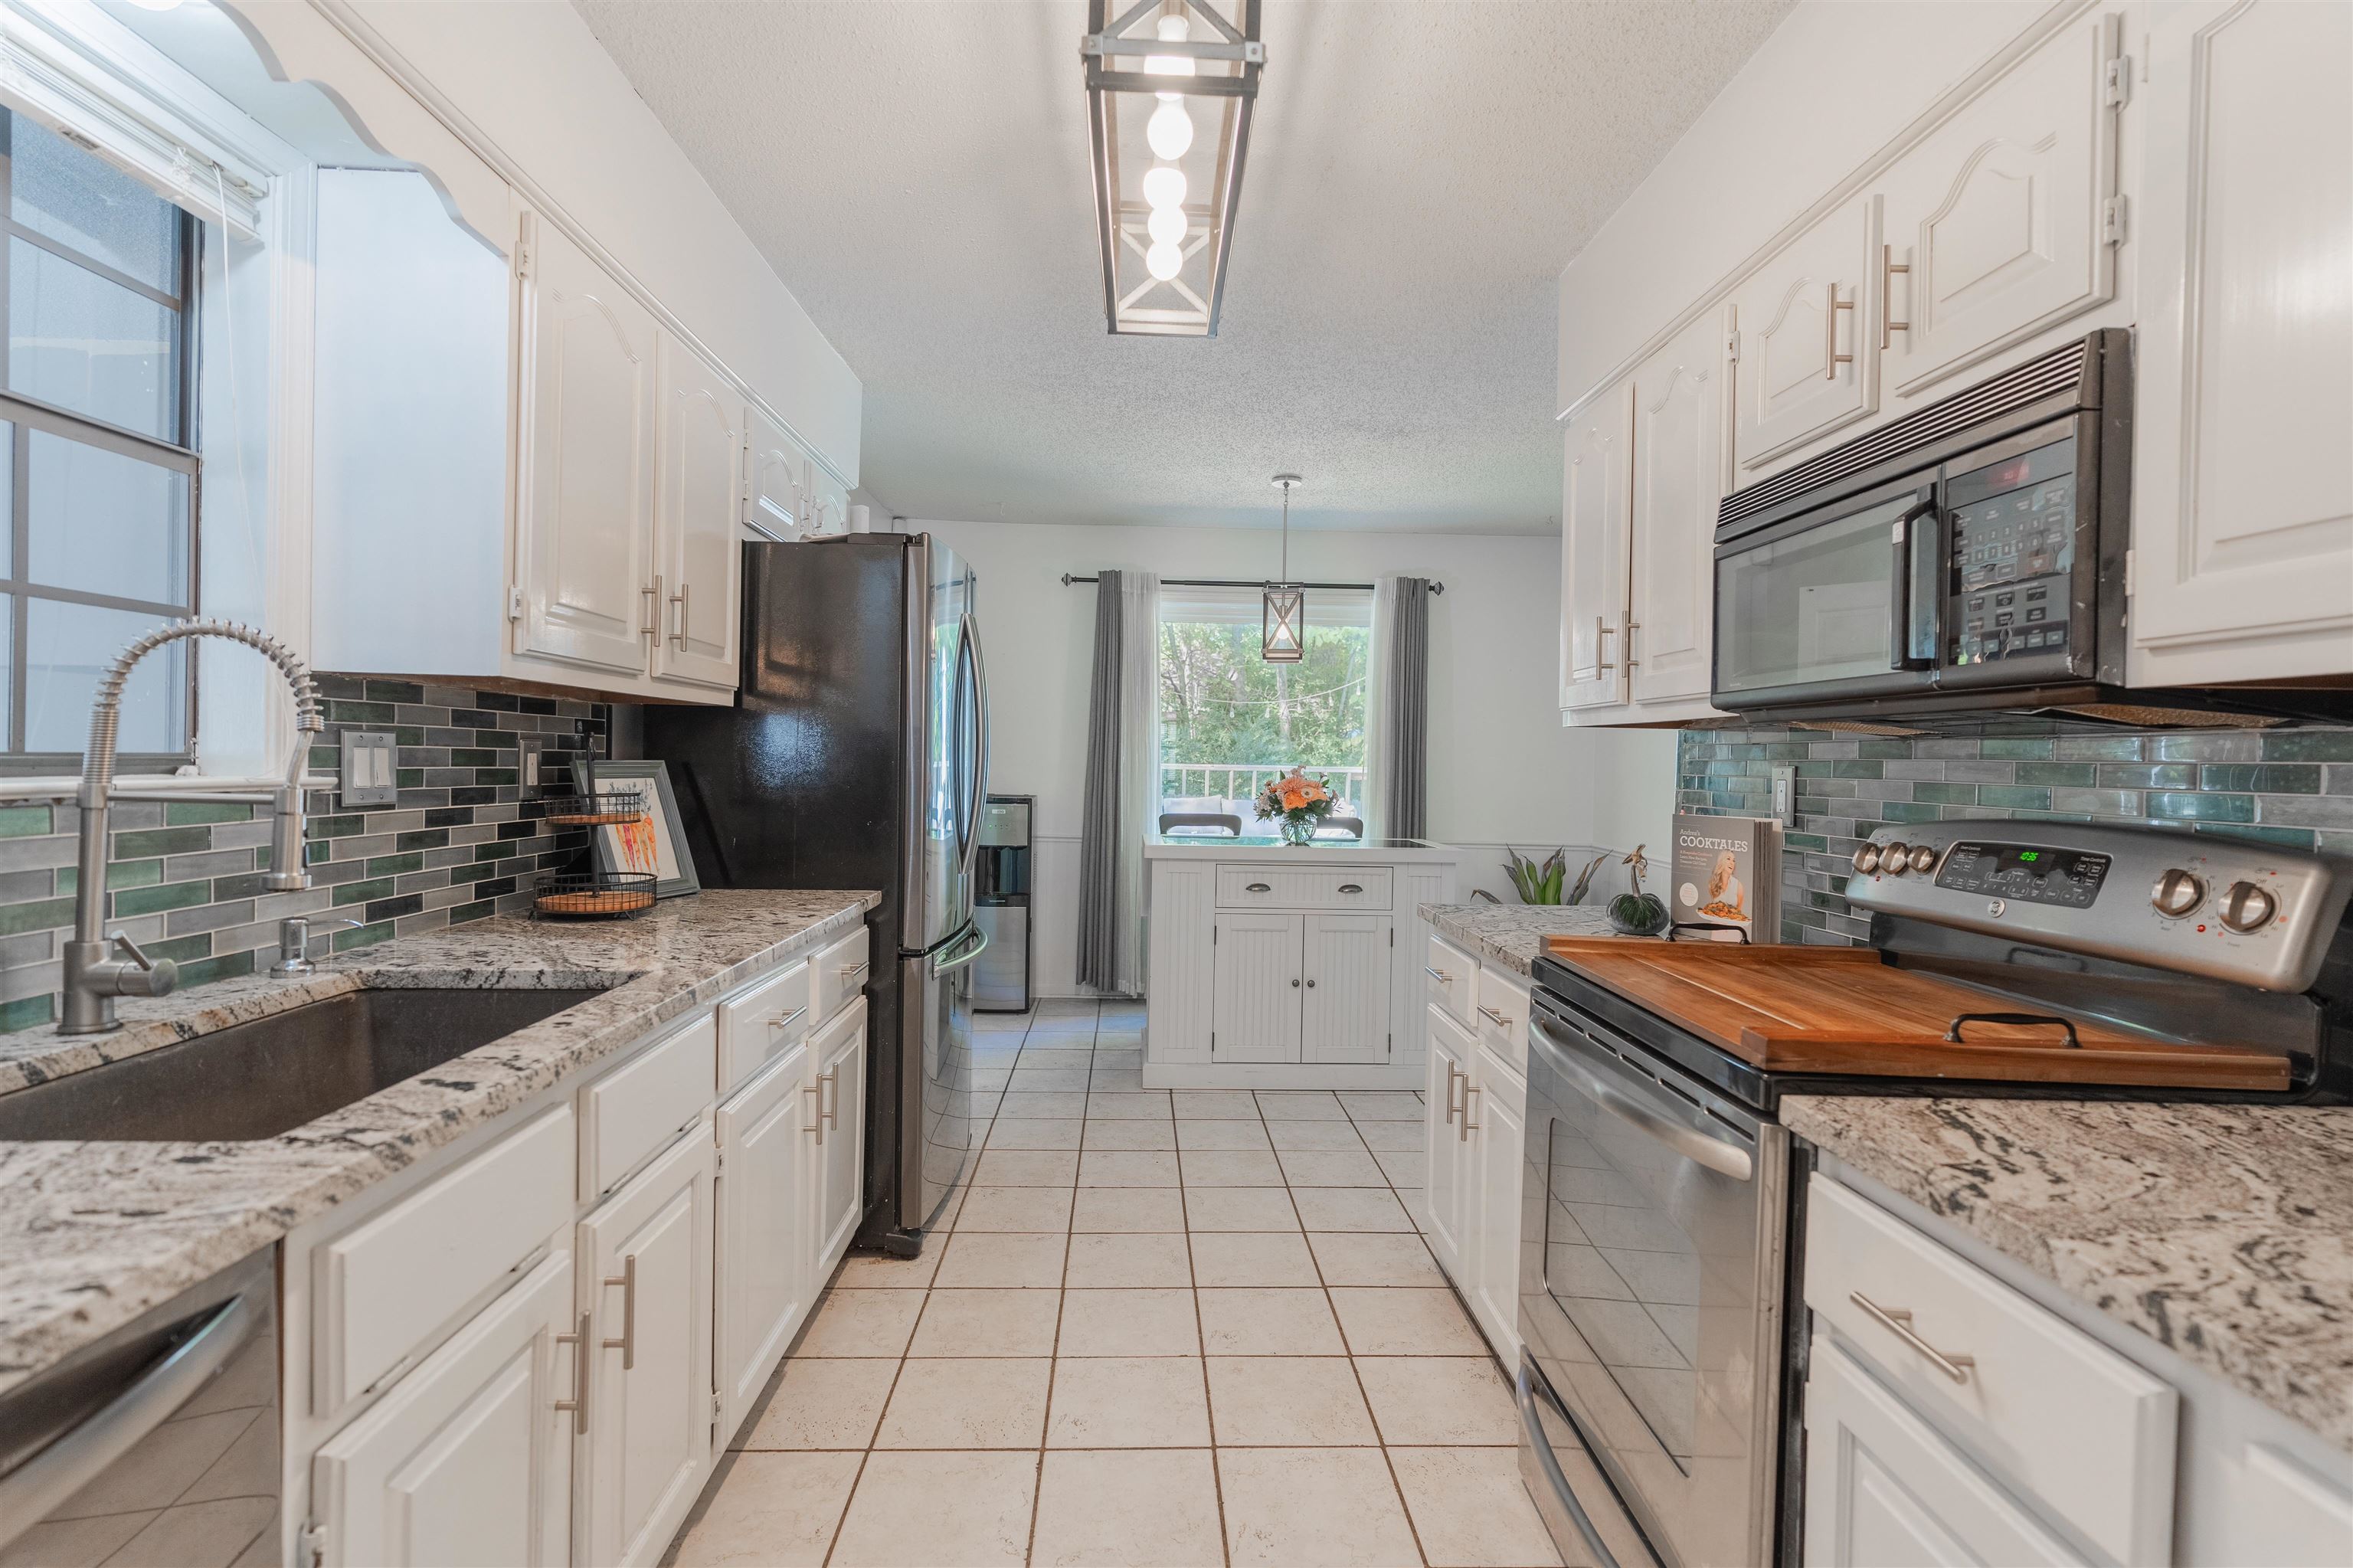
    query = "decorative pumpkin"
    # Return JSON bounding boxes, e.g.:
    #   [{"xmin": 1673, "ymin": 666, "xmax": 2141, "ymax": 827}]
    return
[{"xmin": 1608, "ymin": 891, "xmax": 1668, "ymax": 936}]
